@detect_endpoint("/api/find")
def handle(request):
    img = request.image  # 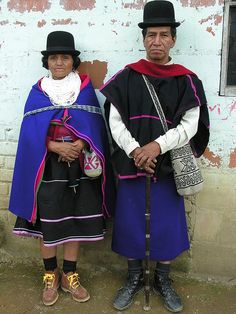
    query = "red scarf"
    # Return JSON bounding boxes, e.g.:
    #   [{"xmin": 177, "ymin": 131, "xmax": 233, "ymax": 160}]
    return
[{"xmin": 126, "ymin": 59, "xmax": 195, "ymax": 78}]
